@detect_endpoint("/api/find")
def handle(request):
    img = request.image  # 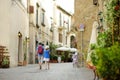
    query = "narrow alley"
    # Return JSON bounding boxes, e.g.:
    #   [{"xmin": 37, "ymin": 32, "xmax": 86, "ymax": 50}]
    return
[{"xmin": 0, "ymin": 63, "xmax": 94, "ymax": 80}]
